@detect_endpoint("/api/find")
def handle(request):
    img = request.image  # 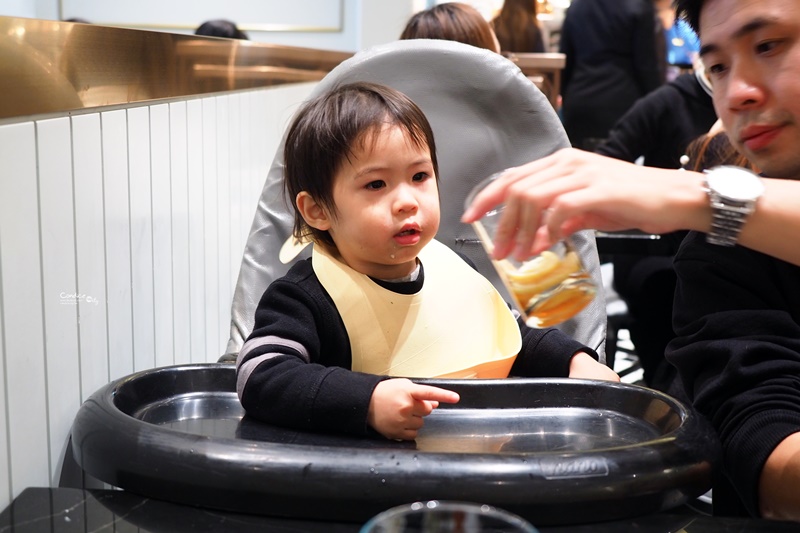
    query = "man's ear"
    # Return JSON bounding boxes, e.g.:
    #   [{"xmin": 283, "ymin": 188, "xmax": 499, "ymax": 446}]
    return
[{"xmin": 296, "ymin": 191, "xmax": 331, "ymax": 231}]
